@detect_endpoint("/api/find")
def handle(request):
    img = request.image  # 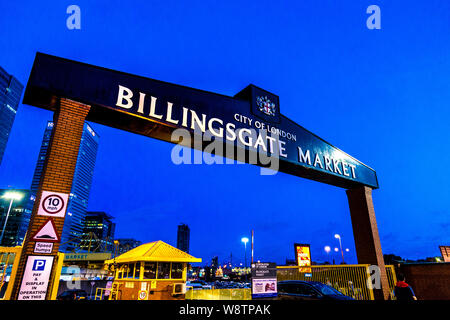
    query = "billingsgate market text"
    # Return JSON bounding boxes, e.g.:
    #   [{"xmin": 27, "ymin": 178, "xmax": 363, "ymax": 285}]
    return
[{"xmin": 116, "ymin": 85, "xmax": 357, "ymax": 179}]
